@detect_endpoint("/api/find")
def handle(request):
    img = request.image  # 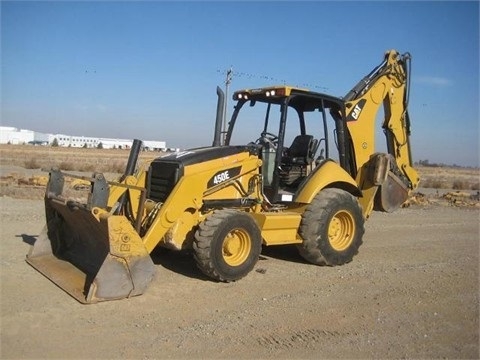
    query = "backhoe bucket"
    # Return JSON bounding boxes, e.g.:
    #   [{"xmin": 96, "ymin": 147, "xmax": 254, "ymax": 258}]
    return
[
  {"xmin": 26, "ymin": 196, "xmax": 155, "ymax": 304},
  {"xmin": 374, "ymin": 170, "xmax": 409, "ymax": 213}
]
